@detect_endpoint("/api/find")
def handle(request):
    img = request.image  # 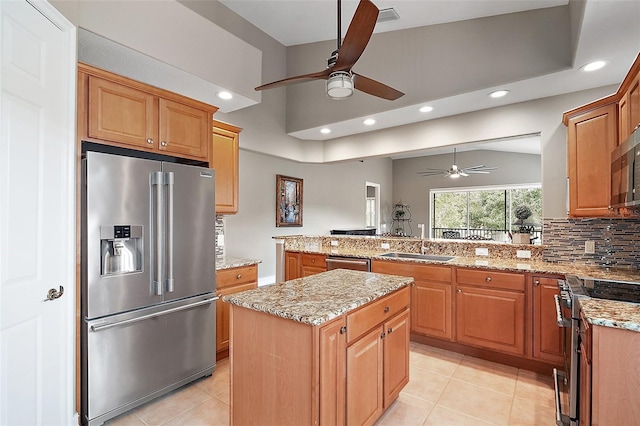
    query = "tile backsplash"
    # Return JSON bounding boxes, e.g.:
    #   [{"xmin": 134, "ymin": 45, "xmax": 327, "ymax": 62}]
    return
[
  {"xmin": 543, "ymin": 218, "xmax": 640, "ymax": 270},
  {"xmin": 215, "ymin": 215, "xmax": 225, "ymax": 263}
]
